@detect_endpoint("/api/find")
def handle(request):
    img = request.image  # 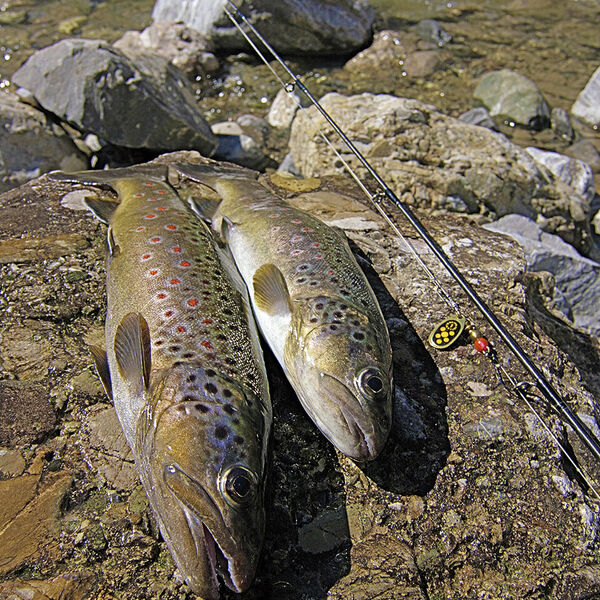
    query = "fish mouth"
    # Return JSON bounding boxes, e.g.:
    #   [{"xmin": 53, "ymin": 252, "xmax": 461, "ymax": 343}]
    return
[
  {"xmin": 164, "ymin": 463, "xmax": 253, "ymax": 594},
  {"xmin": 315, "ymin": 374, "xmax": 384, "ymax": 461}
]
